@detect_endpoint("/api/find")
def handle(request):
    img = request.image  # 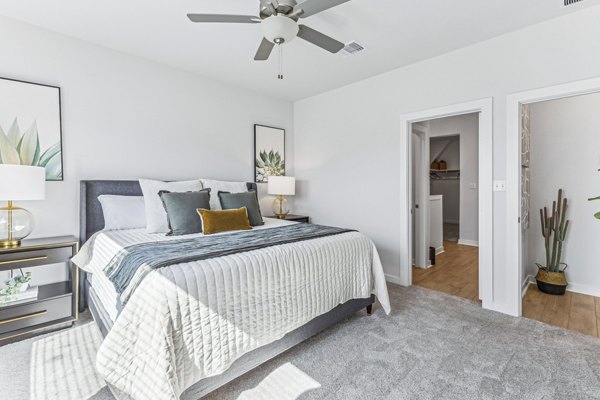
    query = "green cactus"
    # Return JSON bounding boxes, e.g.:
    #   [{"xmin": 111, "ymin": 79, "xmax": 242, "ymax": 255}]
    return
[
  {"xmin": 540, "ymin": 189, "xmax": 570, "ymax": 273},
  {"xmin": 589, "ymin": 169, "xmax": 600, "ymax": 220}
]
